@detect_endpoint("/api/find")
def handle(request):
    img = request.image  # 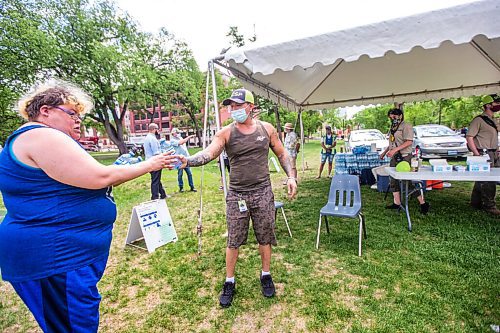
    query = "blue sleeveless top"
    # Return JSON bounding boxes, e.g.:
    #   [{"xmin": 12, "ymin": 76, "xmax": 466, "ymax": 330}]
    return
[
  {"xmin": 0, "ymin": 125, "xmax": 117, "ymax": 282},
  {"xmin": 322, "ymin": 134, "xmax": 335, "ymax": 154}
]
